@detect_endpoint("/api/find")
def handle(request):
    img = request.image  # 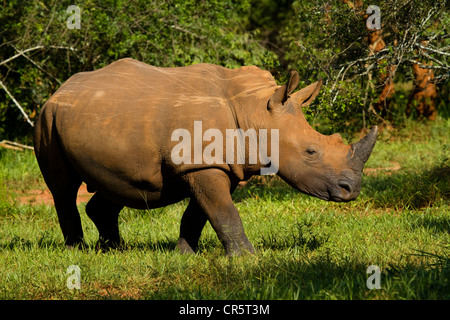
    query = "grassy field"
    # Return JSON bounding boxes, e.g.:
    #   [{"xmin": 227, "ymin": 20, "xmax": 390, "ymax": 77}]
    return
[{"xmin": 0, "ymin": 119, "xmax": 449, "ymax": 300}]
